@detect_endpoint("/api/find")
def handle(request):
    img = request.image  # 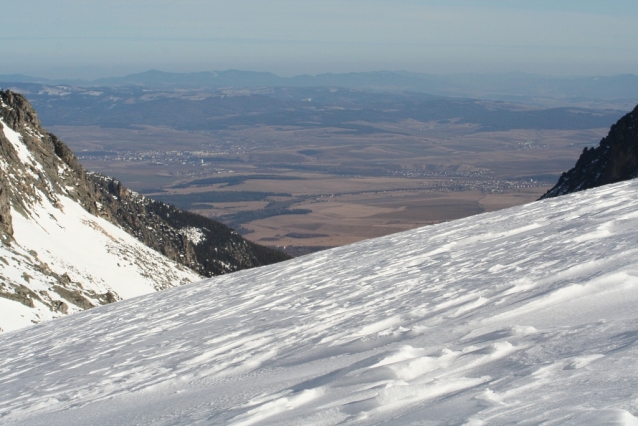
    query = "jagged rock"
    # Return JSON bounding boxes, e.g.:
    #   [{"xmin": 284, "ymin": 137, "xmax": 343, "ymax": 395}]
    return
[
  {"xmin": 541, "ymin": 105, "xmax": 638, "ymax": 198},
  {"xmin": 53, "ymin": 286, "xmax": 94, "ymax": 310},
  {"xmin": 50, "ymin": 300, "xmax": 69, "ymax": 314},
  {"xmin": 0, "ymin": 290, "xmax": 35, "ymax": 308},
  {"xmin": 102, "ymin": 290, "xmax": 119, "ymax": 304},
  {"xmin": 0, "ymin": 180, "xmax": 12, "ymax": 236}
]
